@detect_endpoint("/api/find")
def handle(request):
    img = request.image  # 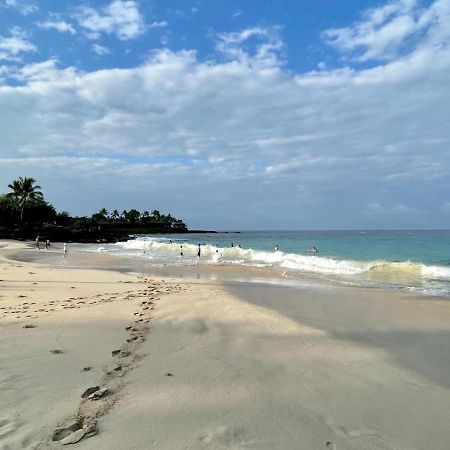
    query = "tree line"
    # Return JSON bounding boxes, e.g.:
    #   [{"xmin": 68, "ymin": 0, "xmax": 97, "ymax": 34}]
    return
[{"xmin": 0, "ymin": 177, "xmax": 187, "ymax": 240}]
